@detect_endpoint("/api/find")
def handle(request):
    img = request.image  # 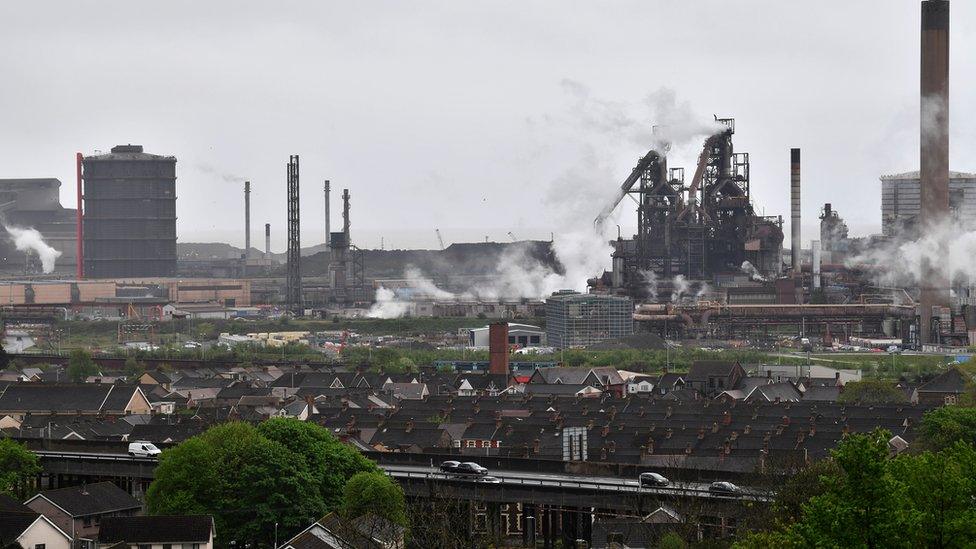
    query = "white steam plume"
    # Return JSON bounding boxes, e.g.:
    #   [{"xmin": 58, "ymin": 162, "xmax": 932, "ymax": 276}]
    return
[
  {"xmin": 195, "ymin": 163, "xmax": 245, "ymax": 183},
  {"xmin": 367, "ymin": 287, "xmax": 411, "ymax": 319},
  {"xmin": 640, "ymin": 270, "xmax": 658, "ymax": 302},
  {"xmin": 741, "ymin": 261, "xmax": 766, "ymax": 282},
  {"xmin": 846, "ymin": 218, "xmax": 976, "ymax": 288},
  {"xmin": 671, "ymin": 275, "xmax": 690, "ymax": 303},
  {"xmin": 695, "ymin": 282, "xmax": 711, "ymax": 302},
  {"xmin": 4, "ymin": 225, "xmax": 61, "ymax": 273}
]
